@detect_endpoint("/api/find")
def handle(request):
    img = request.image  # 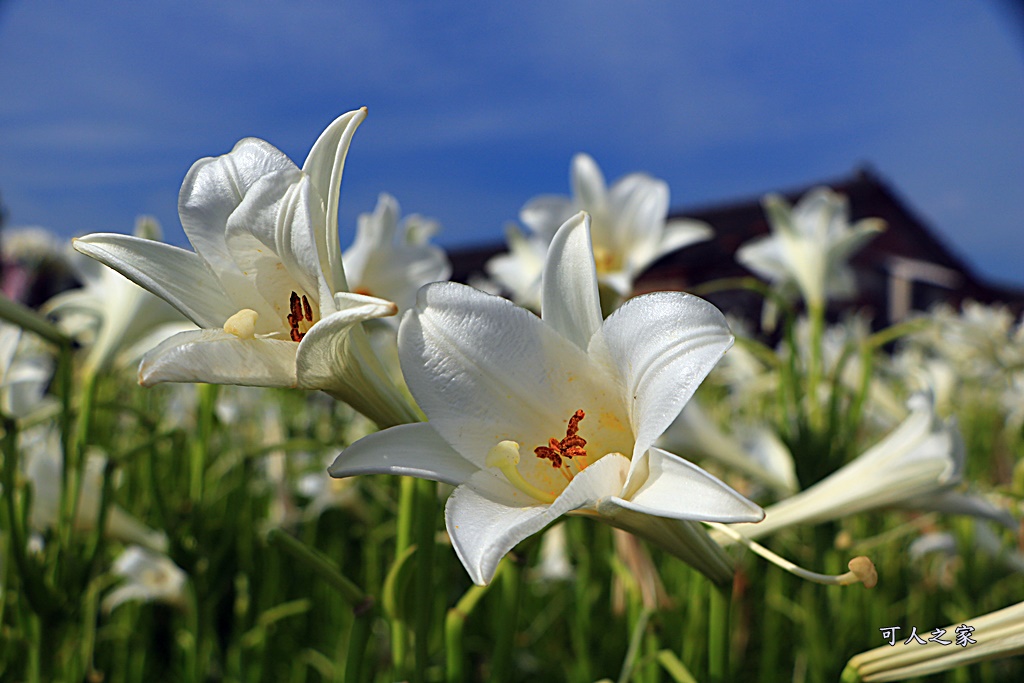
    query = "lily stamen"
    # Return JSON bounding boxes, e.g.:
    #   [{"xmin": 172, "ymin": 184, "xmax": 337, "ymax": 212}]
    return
[
  {"xmin": 535, "ymin": 409, "xmax": 589, "ymax": 481},
  {"xmin": 287, "ymin": 291, "xmax": 315, "ymax": 342}
]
